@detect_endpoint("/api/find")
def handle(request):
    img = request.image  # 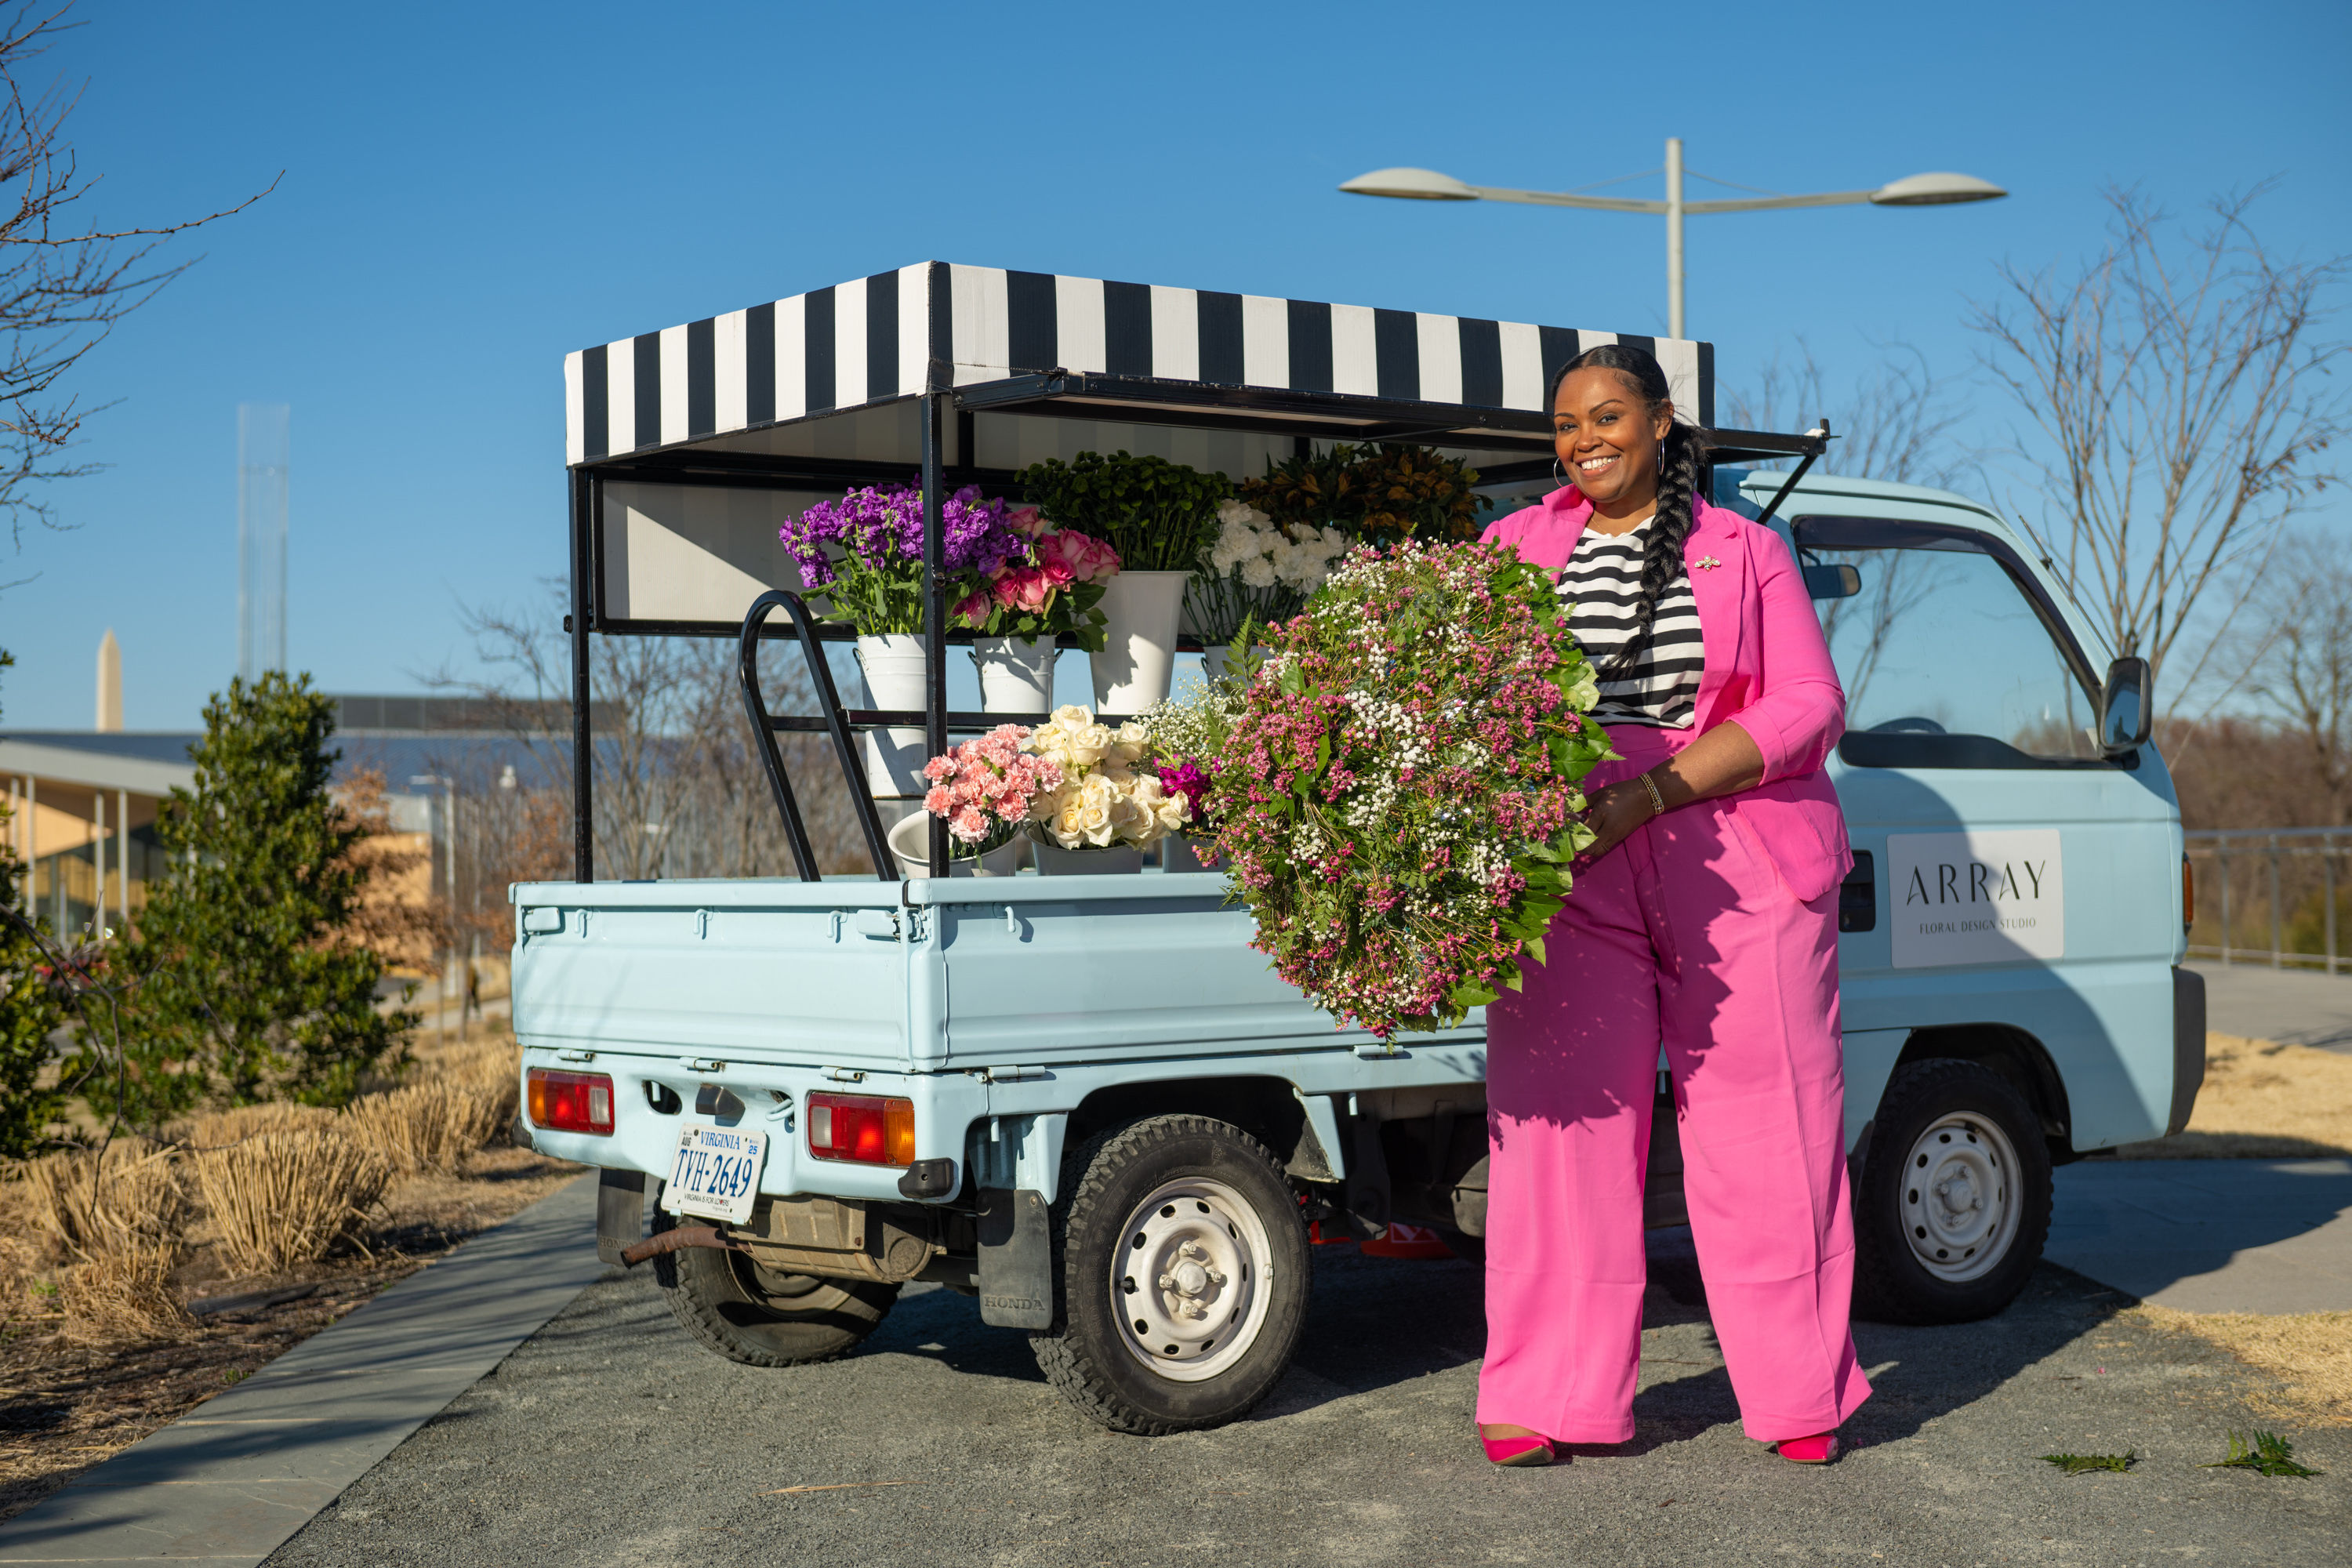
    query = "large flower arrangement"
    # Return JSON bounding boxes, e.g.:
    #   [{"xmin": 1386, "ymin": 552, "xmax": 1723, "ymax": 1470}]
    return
[
  {"xmin": 782, "ymin": 483, "xmax": 1026, "ymax": 634},
  {"xmin": 1183, "ymin": 499, "xmax": 1350, "ymax": 646},
  {"xmin": 1216, "ymin": 540, "xmax": 1612, "ymax": 1037},
  {"xmin": 951, "ymin": 506, "xmax": 1120, "ymax": 652}
]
